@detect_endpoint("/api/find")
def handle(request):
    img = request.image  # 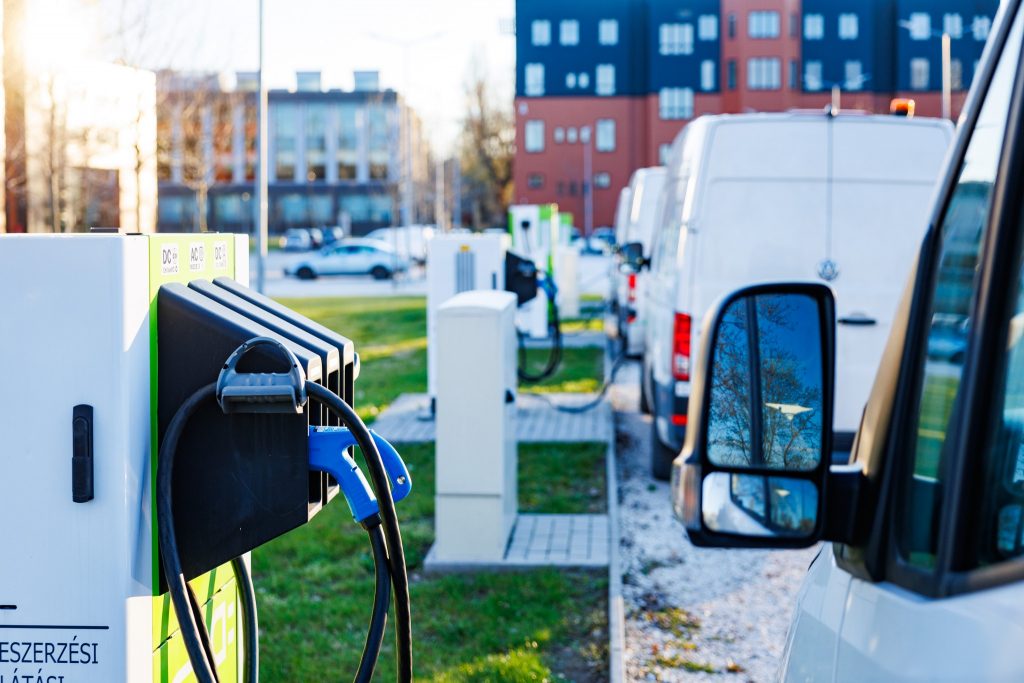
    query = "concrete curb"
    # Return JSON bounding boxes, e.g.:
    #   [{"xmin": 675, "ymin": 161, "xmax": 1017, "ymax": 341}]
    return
[{"xmin": 607, "ymin": 433, "xmax": 625, "ymax": 683}]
